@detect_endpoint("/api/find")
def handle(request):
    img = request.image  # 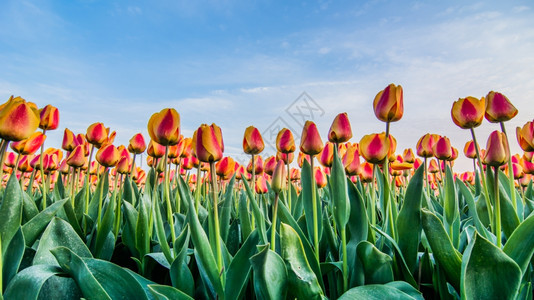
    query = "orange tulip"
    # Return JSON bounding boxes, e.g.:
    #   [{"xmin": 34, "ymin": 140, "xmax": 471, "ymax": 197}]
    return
[
  {"xmin": 387, "ymin": 134, "xmax": 397, "ymax": 162},
  {"xmin": 359, "ymin": 162, "xmax": 374, "ymax": 183},
  {"xmin": 10, "ymin": 132, "xmax": 46, "ymax": 155},
  {"xmin": 416, "ymin": 133, "xmax": 438, "ymax": 158},
  {"xmin": 402, "ymin": 148, "xmax": 415, "ymax": 163},
  {"xmin": 485, "ymin": 91, "xmax": 518, "ymax": 123},
  {"xmin": 255, "ymin": 175, "xmax": 269, "ymax": 194},
  {"xmin": 147, "ymin": 108, "xmax": 181, "ymax": 146},
  {"xmin": 39, "ymin": 104, "xmax": 60, "ymax": 131},
  {"xmin": 359, "ymin": 132, "xmax": 390, "ymax": 164},
  {"xmin": 297, "ymin": 151, "xmax": 311, "ymax": 168},
  {"xmin": 299, "ymin": 120, "xmax": 323, "ymax": 155},
  {"xmin": 271, "ymin": 159, "xmax": 286, "ymax": 193},
  {"xmin": 0, "ymin": 96, "xmax": 40, "ymax": 141},
  {"xmin": 5, "ymin": 152, "xmax": 16, "ymax": 168},
  {"xmin": 194, "ymin": 123, "xmax": 224, "ymax": 163},
  {"xmin": 315, "ymin": 167, "xmax": 327, "ymax": 189},
  {"xmin": 343, "ymin": 143, "xmax": 361, "ymax": 176},
  {"xmin": 451, "ymin": 96, "xmax": 485, "ymax": 129},
  {"xmin": 276, "ymin": 151, "xmax": 294, "ymax": 164},
  {"xmin": 516, "ymin": 120, "xmax": 534, "ymax": 152},
  {"xmin": 328, "ymin": 112, "xmax": 353, "ymax": 143},
  {"xmin": 433, "ymin": 136, "xmax": 452, "ymax": 161},
  {"xmin": 19, "ymin": 155, "xmax": 33, "ymax": 173},
  {"xmin": 450, "ymin": 147, "xmax": 459, "ymax": 161},
  {"xmin": 216, "ymin": 156, "xmax": 236, "ymax": 180},
  {"xmin": 264, "ymin": 156, "xmax": 277, "ymax": 175},
  {"xmin": 96, "ymin": 144, "xmax": 120, "ymax": 168},
  {"xmin": 247, "ymin": 155, "xmax": 264, "ymax": 175},
  {"xmin": 243, "ymin": 126, "xmax": 265, "ymax": 155},
  {"xmin": 66, "ymin": 145, "xmax": 86, "ymax": 168},
  {"xmin": 482, "ymin": 131, "xmax": 509, "ymax": 167},
  {"xmin": 373, "ymin": 83, "xmax": 404, "ymax": 123},
  {"xmin": 276, "ymin": 128, "xmax": 295, "ymax": 153},
  {"xmin": 428, "ymin": 159, "xmax": 439, "ymax": 173},
  {"xmin": 128, "ymin": 133, "xmax": 147, "ymax": 154},
  {"xmin": 290, "ymin": 168, "xmax": 300, "ymax": 181},
  {"xmin": 86, "ymin": 122, "xmax": 108, "ymax": 147},
  {"xmin": 180, "ymin": 137, "xmax": 193, "ymax": 158},
  {"xmin": 319, "ymin": 142, "xmax": 334, "ymax": 167},
  {"xmin": 464, "ymin": 141, "xmax": 477, "ymax": 159}
]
